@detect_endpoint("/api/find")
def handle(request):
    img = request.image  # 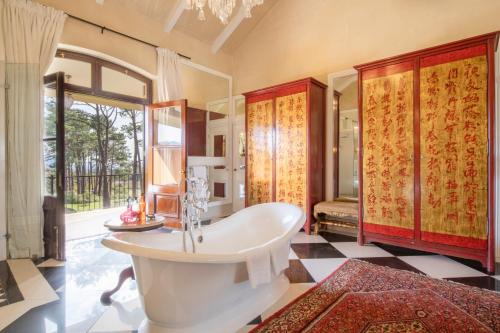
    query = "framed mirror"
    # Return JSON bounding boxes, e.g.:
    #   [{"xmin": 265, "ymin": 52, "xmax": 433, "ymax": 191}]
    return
[
  {"xmin": 179, "ymin": 61, "xmax": 232, "ymax": 213},
  {"xmin": 332, "ymin": 73, "xmax": 359, "ymax": 201}
]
